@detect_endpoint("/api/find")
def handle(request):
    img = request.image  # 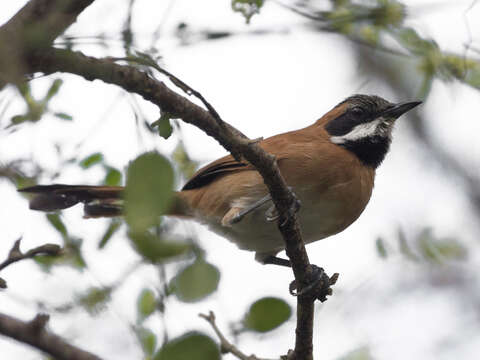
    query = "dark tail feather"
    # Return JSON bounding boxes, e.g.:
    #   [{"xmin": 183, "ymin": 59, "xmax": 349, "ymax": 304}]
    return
[{"xmin": 18, "ymin": 184, "xmax": 124, "ymax": 216}]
